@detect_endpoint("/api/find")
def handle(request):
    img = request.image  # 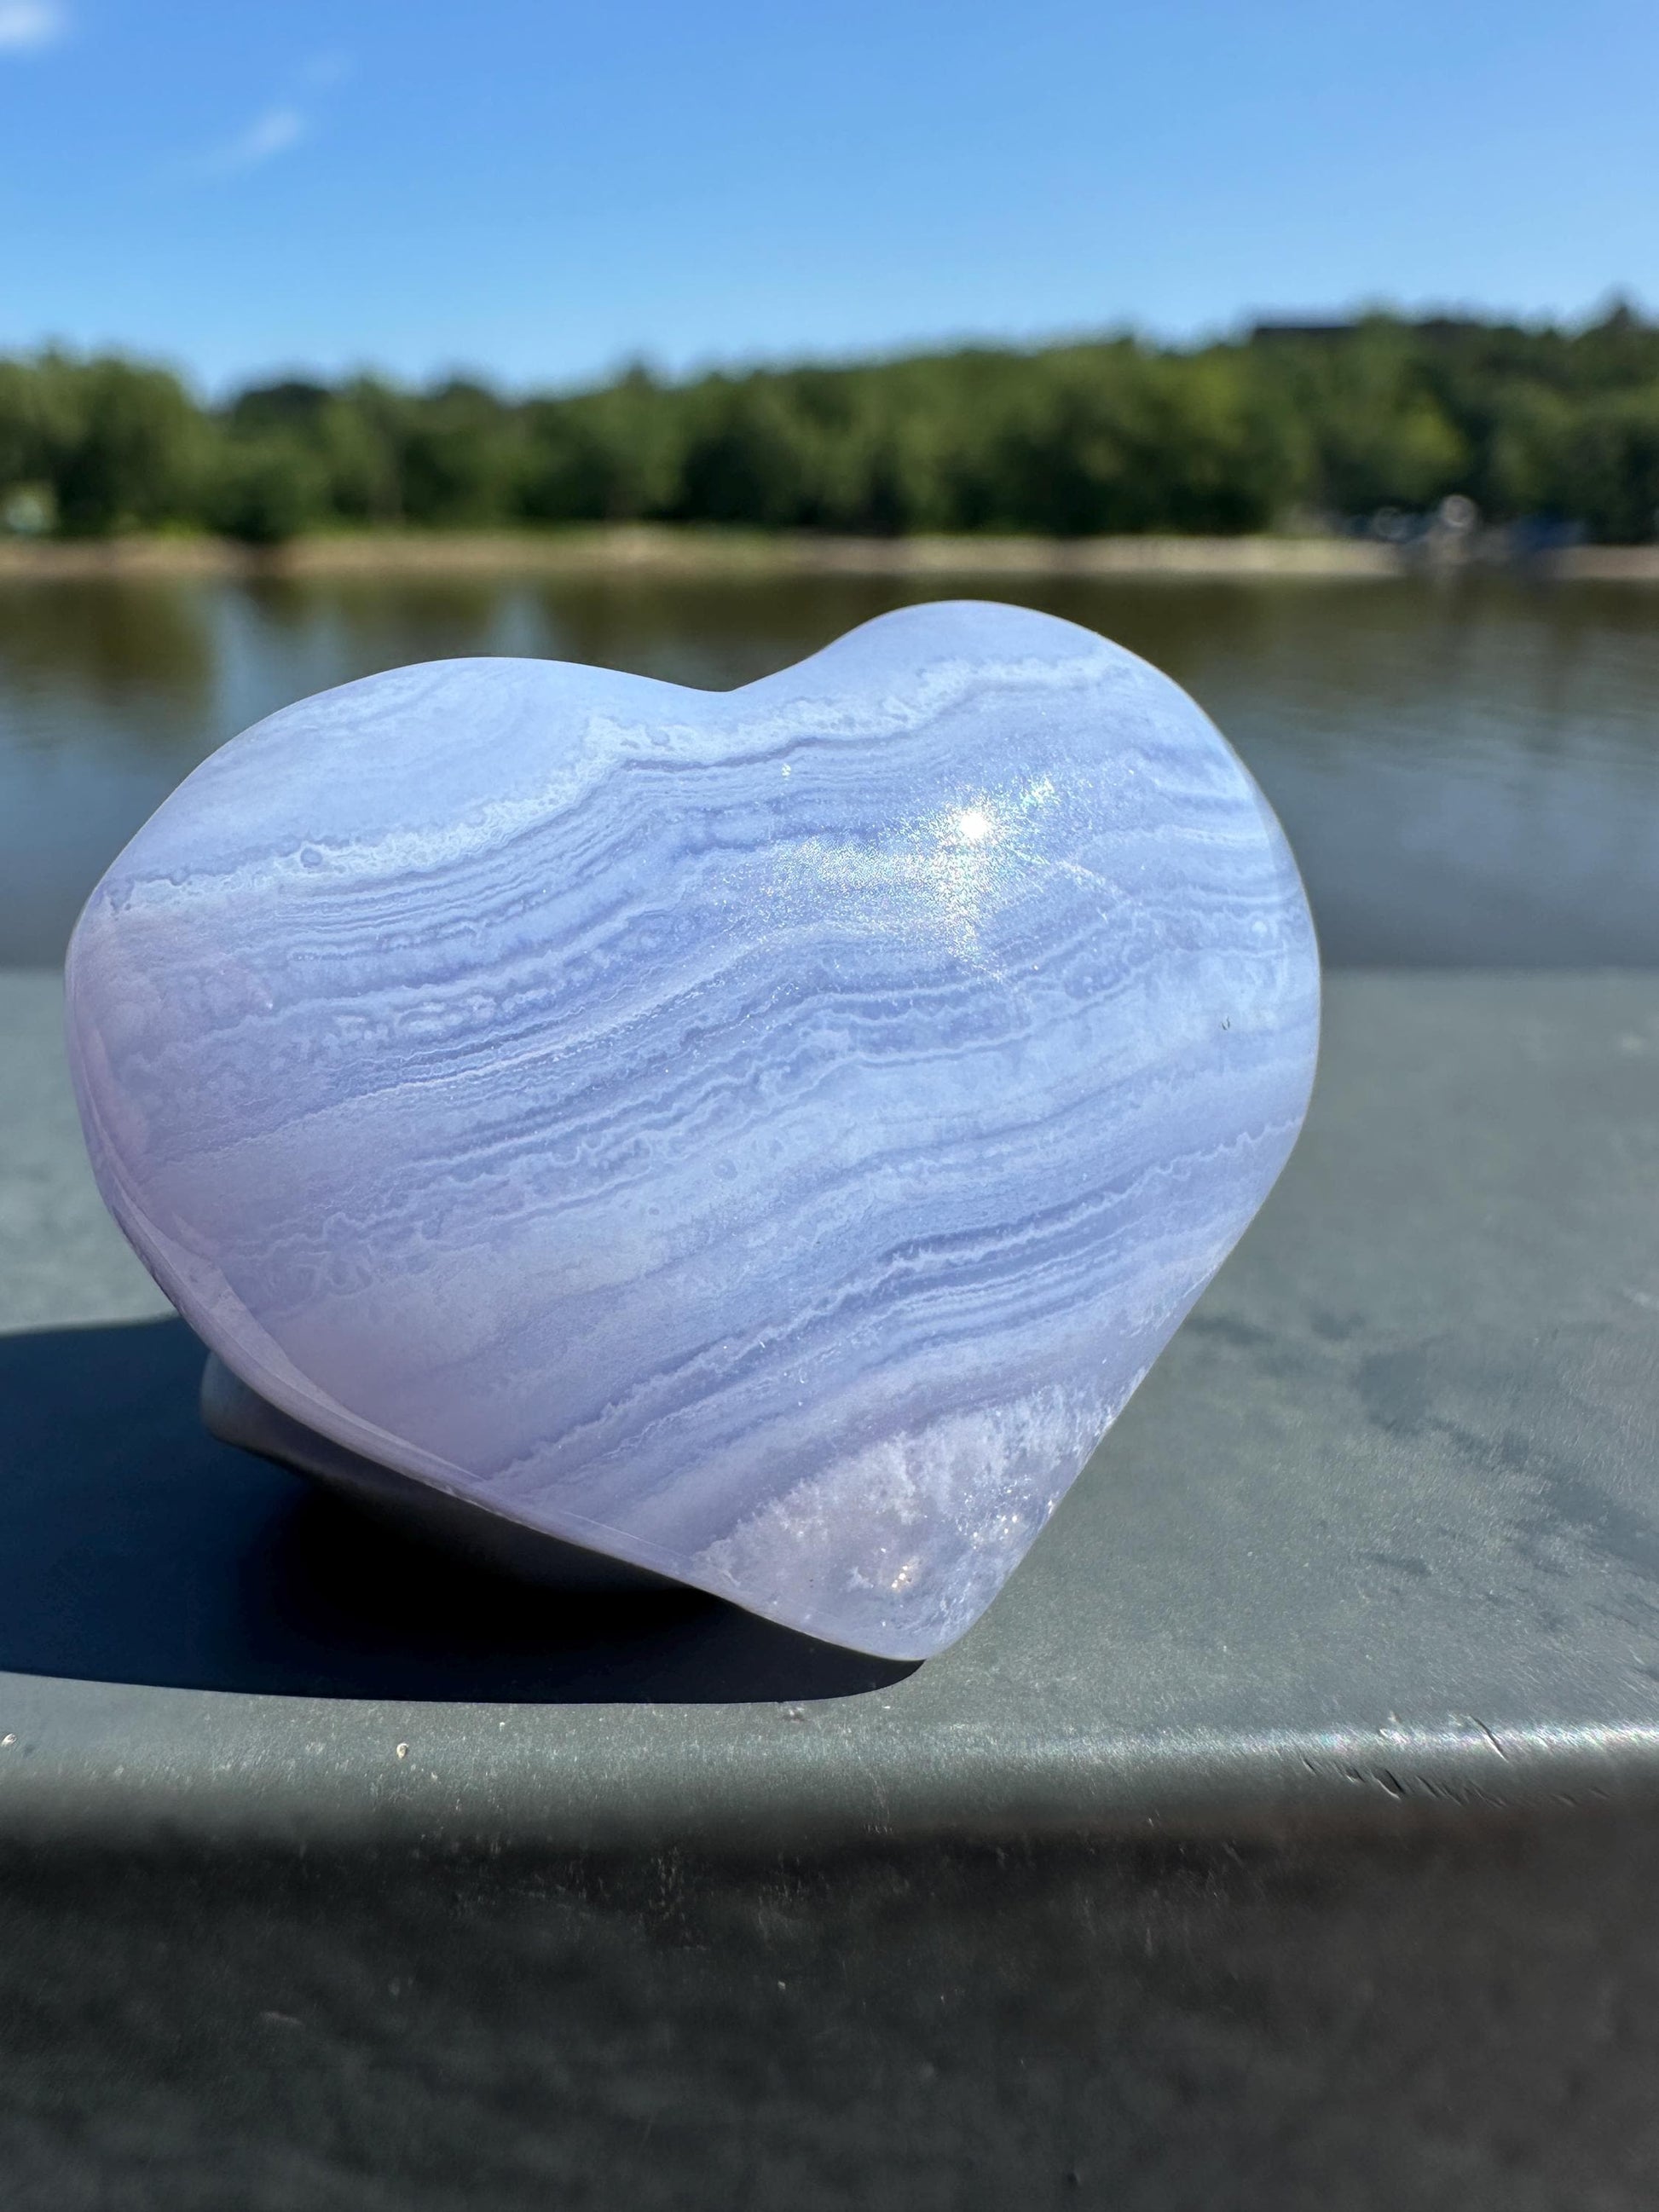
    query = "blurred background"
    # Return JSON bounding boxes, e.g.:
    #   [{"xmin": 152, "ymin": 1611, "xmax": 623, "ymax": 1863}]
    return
[{"xmin": 2, "ymin": 0, "xmax": 1656, "ymax": 968}]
